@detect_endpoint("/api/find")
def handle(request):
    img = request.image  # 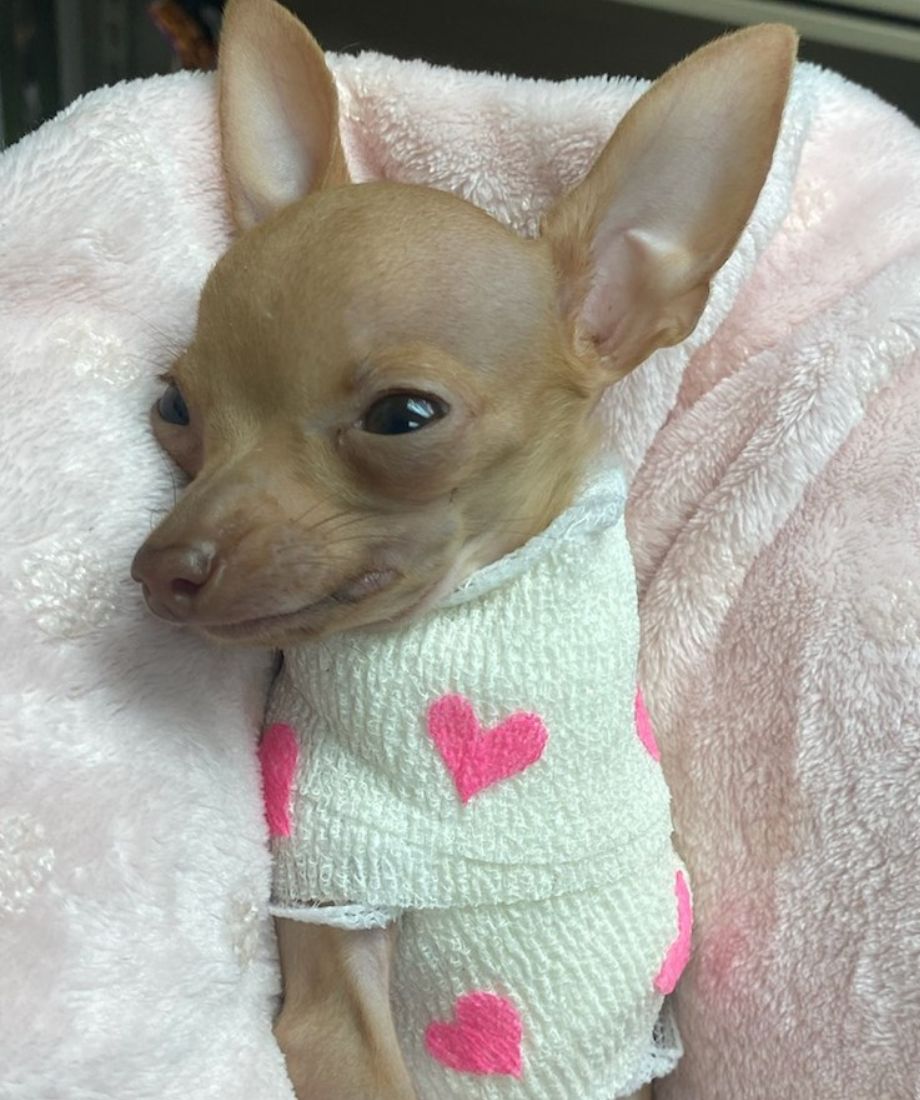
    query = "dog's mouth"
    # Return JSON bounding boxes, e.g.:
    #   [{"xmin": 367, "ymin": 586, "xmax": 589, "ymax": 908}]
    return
[{"xmin": 202, "ymin": 568, "xmax": 398, "ymax": 643}]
